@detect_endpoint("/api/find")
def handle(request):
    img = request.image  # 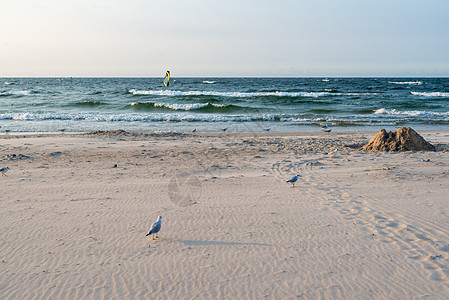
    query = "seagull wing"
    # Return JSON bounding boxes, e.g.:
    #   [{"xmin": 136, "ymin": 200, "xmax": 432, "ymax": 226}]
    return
[{"xmin": 287, "ymin": 175, "xmax": 298, "ymax": 183}]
